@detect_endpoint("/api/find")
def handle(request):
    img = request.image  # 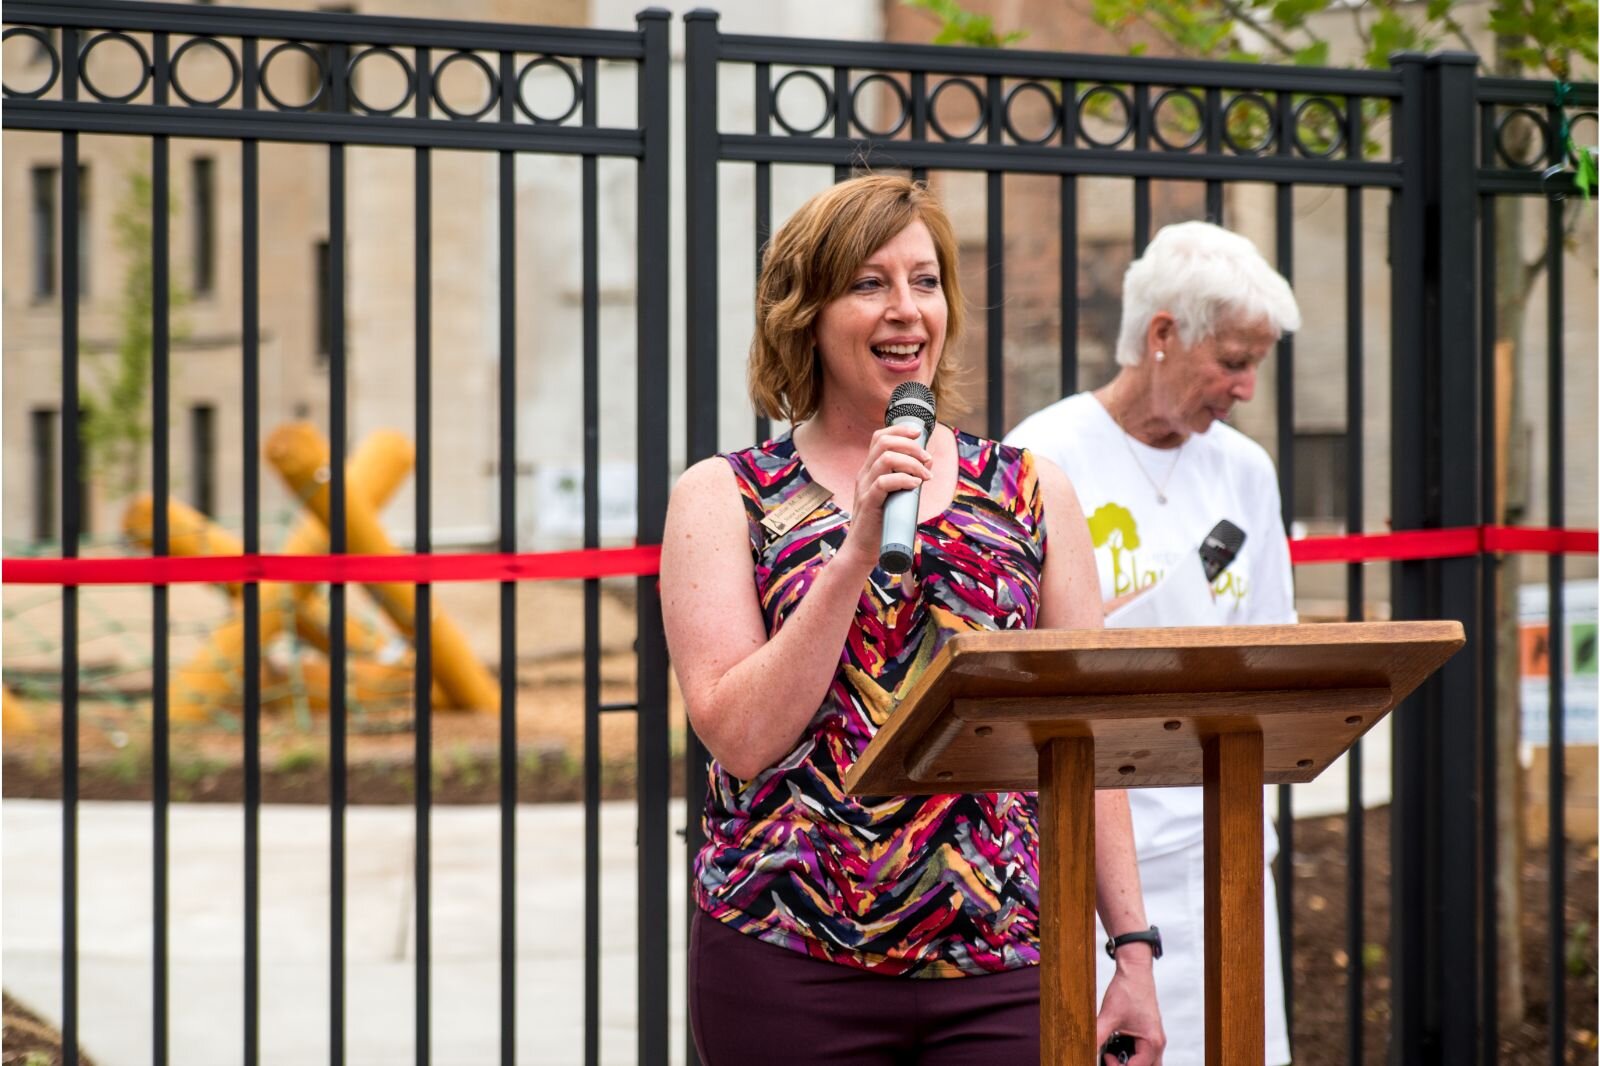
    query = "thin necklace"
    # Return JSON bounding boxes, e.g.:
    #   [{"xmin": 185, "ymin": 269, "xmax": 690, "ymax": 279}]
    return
[
  {"xmin": 1104, "ymin": 382, "xmax": 1186, "ymax": 505},
  {"xmin": 1116, "ymin": 428, "xmax": 1186, "ymax": 505}
]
